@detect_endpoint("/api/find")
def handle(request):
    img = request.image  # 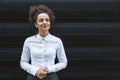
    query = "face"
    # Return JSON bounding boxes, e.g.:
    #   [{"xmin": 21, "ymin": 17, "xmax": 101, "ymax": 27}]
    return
[{"xmin": 35, "ymin": 13, "xmax": 50, "ymax": 34}]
